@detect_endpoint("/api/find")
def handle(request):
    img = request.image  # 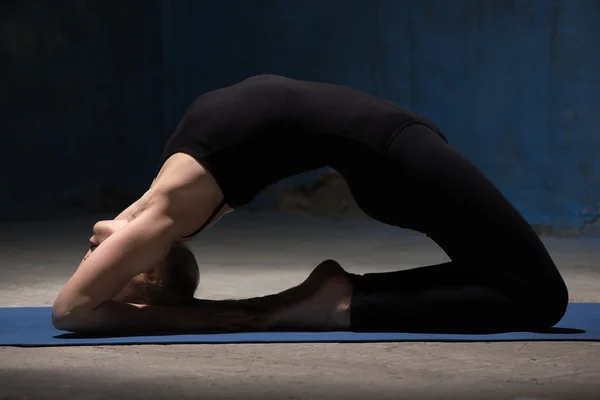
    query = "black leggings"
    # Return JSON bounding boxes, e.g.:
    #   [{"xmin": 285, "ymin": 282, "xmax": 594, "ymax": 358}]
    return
[{"xmin": 344, "ymin": 124, "xmax": 569, "ymax": 334}]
